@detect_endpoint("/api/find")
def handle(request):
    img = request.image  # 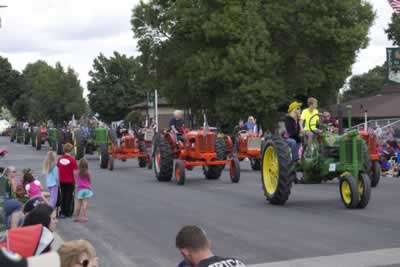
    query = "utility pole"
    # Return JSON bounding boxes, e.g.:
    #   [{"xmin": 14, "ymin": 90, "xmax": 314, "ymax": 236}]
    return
[{"xmin": 0, "ymin": 5, "xmax": 7, "ymax": 29}]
